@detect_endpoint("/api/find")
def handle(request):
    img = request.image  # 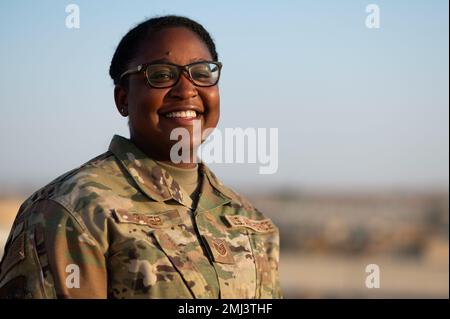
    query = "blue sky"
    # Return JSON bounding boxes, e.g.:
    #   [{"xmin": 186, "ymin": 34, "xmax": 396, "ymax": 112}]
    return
[{"xmin": 0, "ymin": 0, "xmax": 448, "ymax": 193}]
